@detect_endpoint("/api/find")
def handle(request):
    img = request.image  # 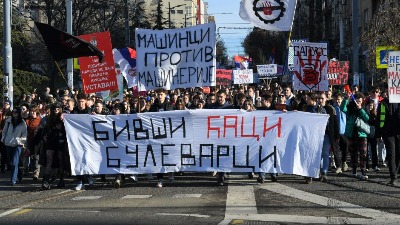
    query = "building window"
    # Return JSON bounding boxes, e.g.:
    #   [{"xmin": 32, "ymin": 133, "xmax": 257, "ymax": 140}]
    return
[
  {"xmin": 177, "ymin": 10, "xmax": 184, "ymax": 14},
  {"xmin": 171, "ymin": 10, "xmax": 175, "ymax": 14}
]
